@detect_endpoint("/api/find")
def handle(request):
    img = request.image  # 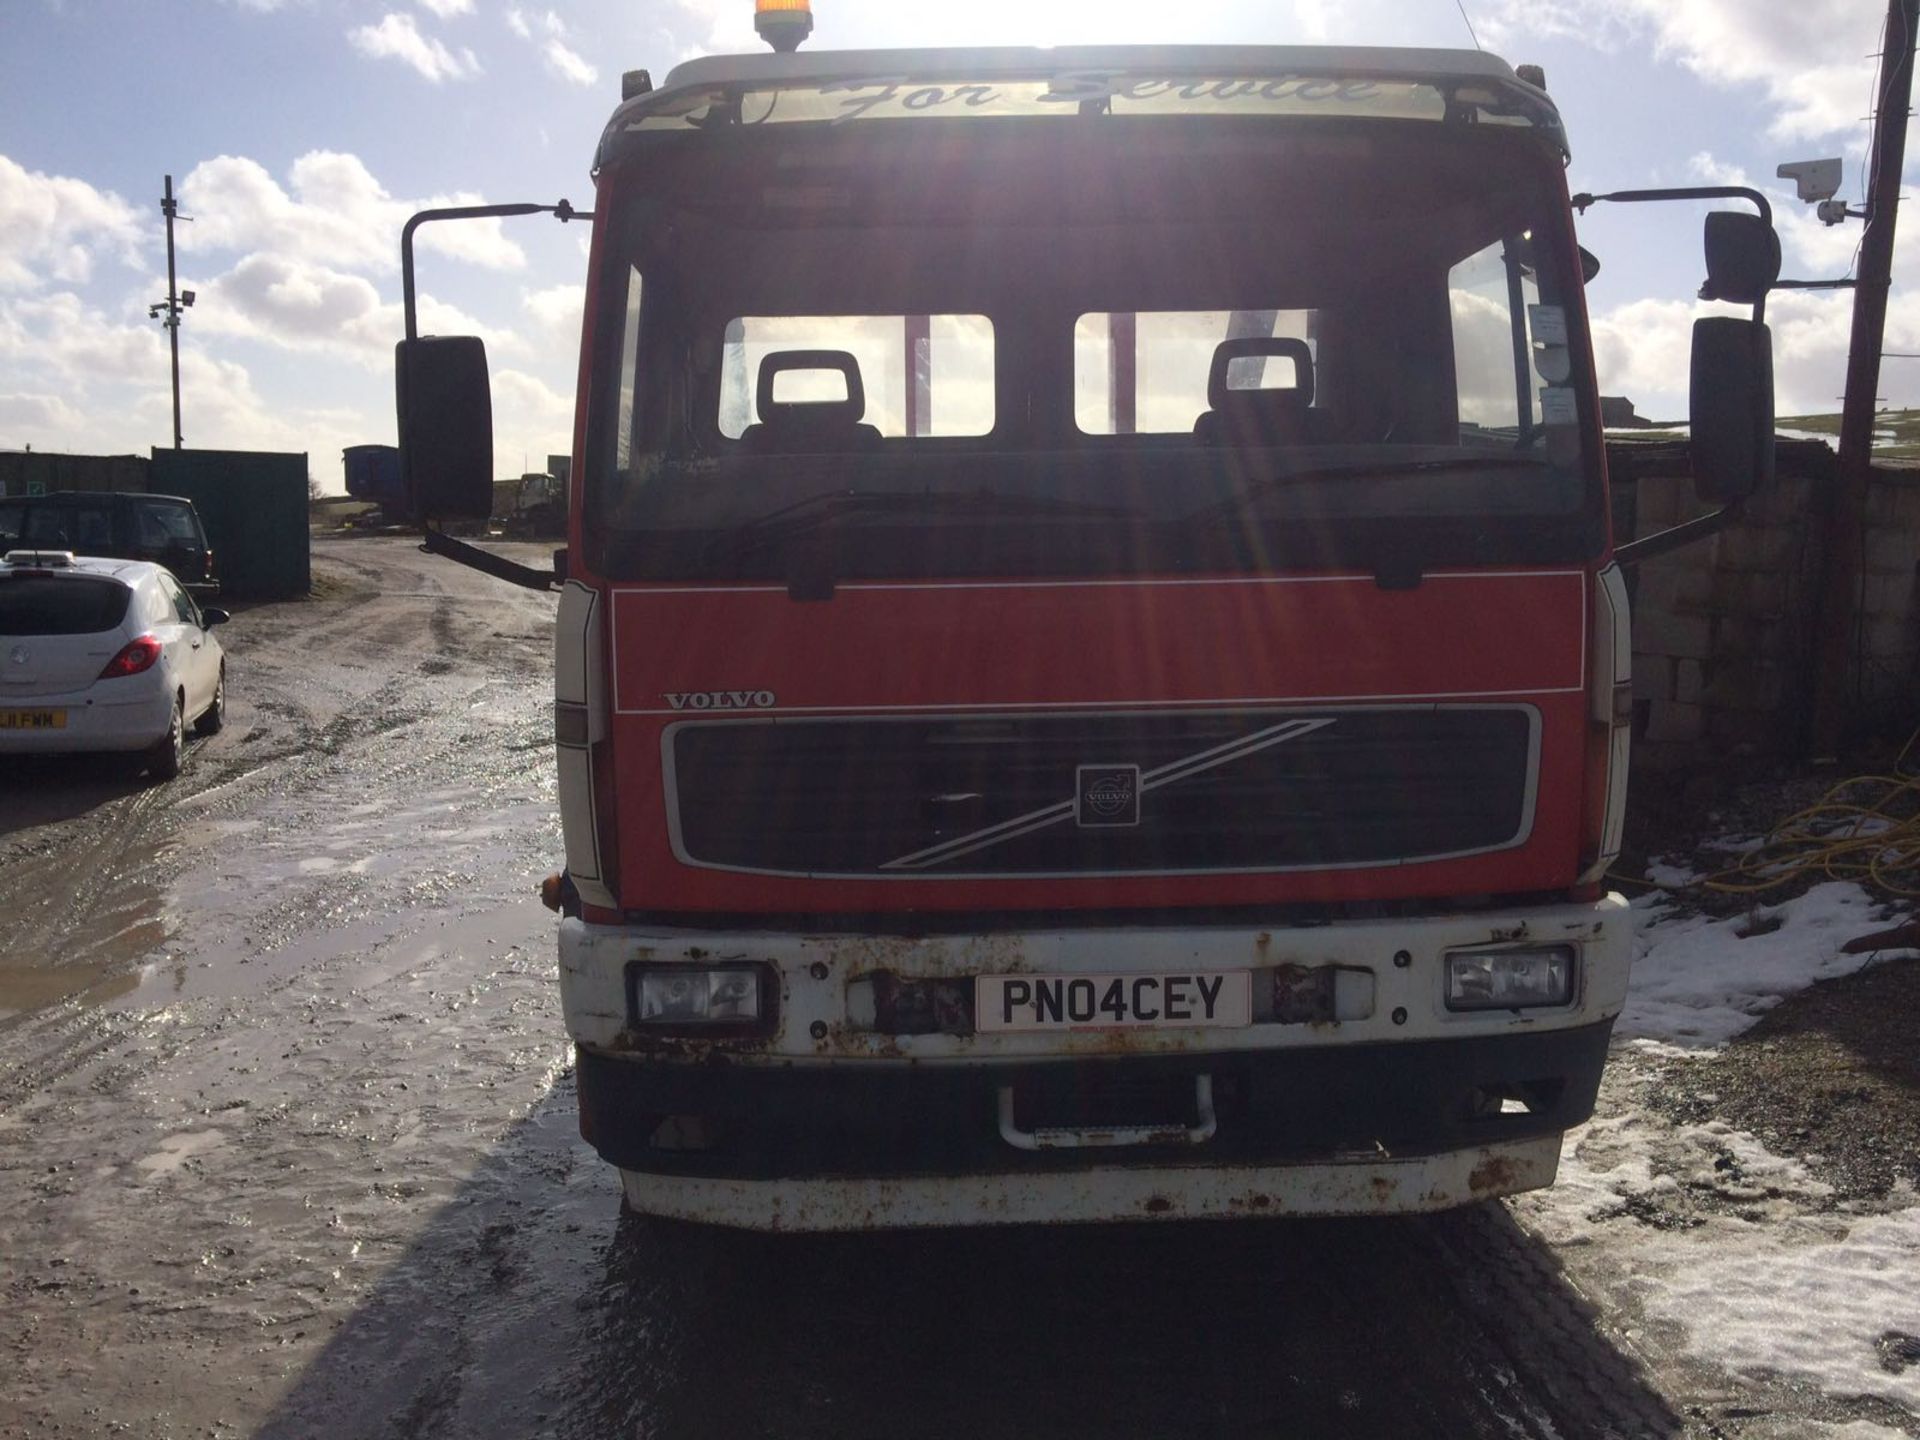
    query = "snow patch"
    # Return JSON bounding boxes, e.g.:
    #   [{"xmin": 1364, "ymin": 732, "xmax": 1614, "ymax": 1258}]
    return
[
  {"xmin": 1643, "ymin": 857, "xmax": 1701, "ymax": 888},
  {"xmin": 1649, "ymin": 1210, "xmax": 1920, "ymax": 1411},
  {"xmin": 1622, "ymin": 881, "xmax": 1914, "ymax": 1048},
  {"xmin": 1521, "ymin": 1113, "xmax": 1920, "ymax": 1416}
]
